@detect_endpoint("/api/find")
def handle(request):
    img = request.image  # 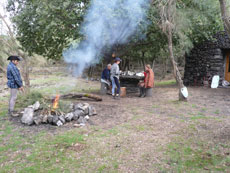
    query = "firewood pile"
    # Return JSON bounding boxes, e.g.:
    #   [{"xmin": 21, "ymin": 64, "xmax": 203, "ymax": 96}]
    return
[{"xmin": 20, "ymin": 99, "xmax": 97, "ymax": 127}]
